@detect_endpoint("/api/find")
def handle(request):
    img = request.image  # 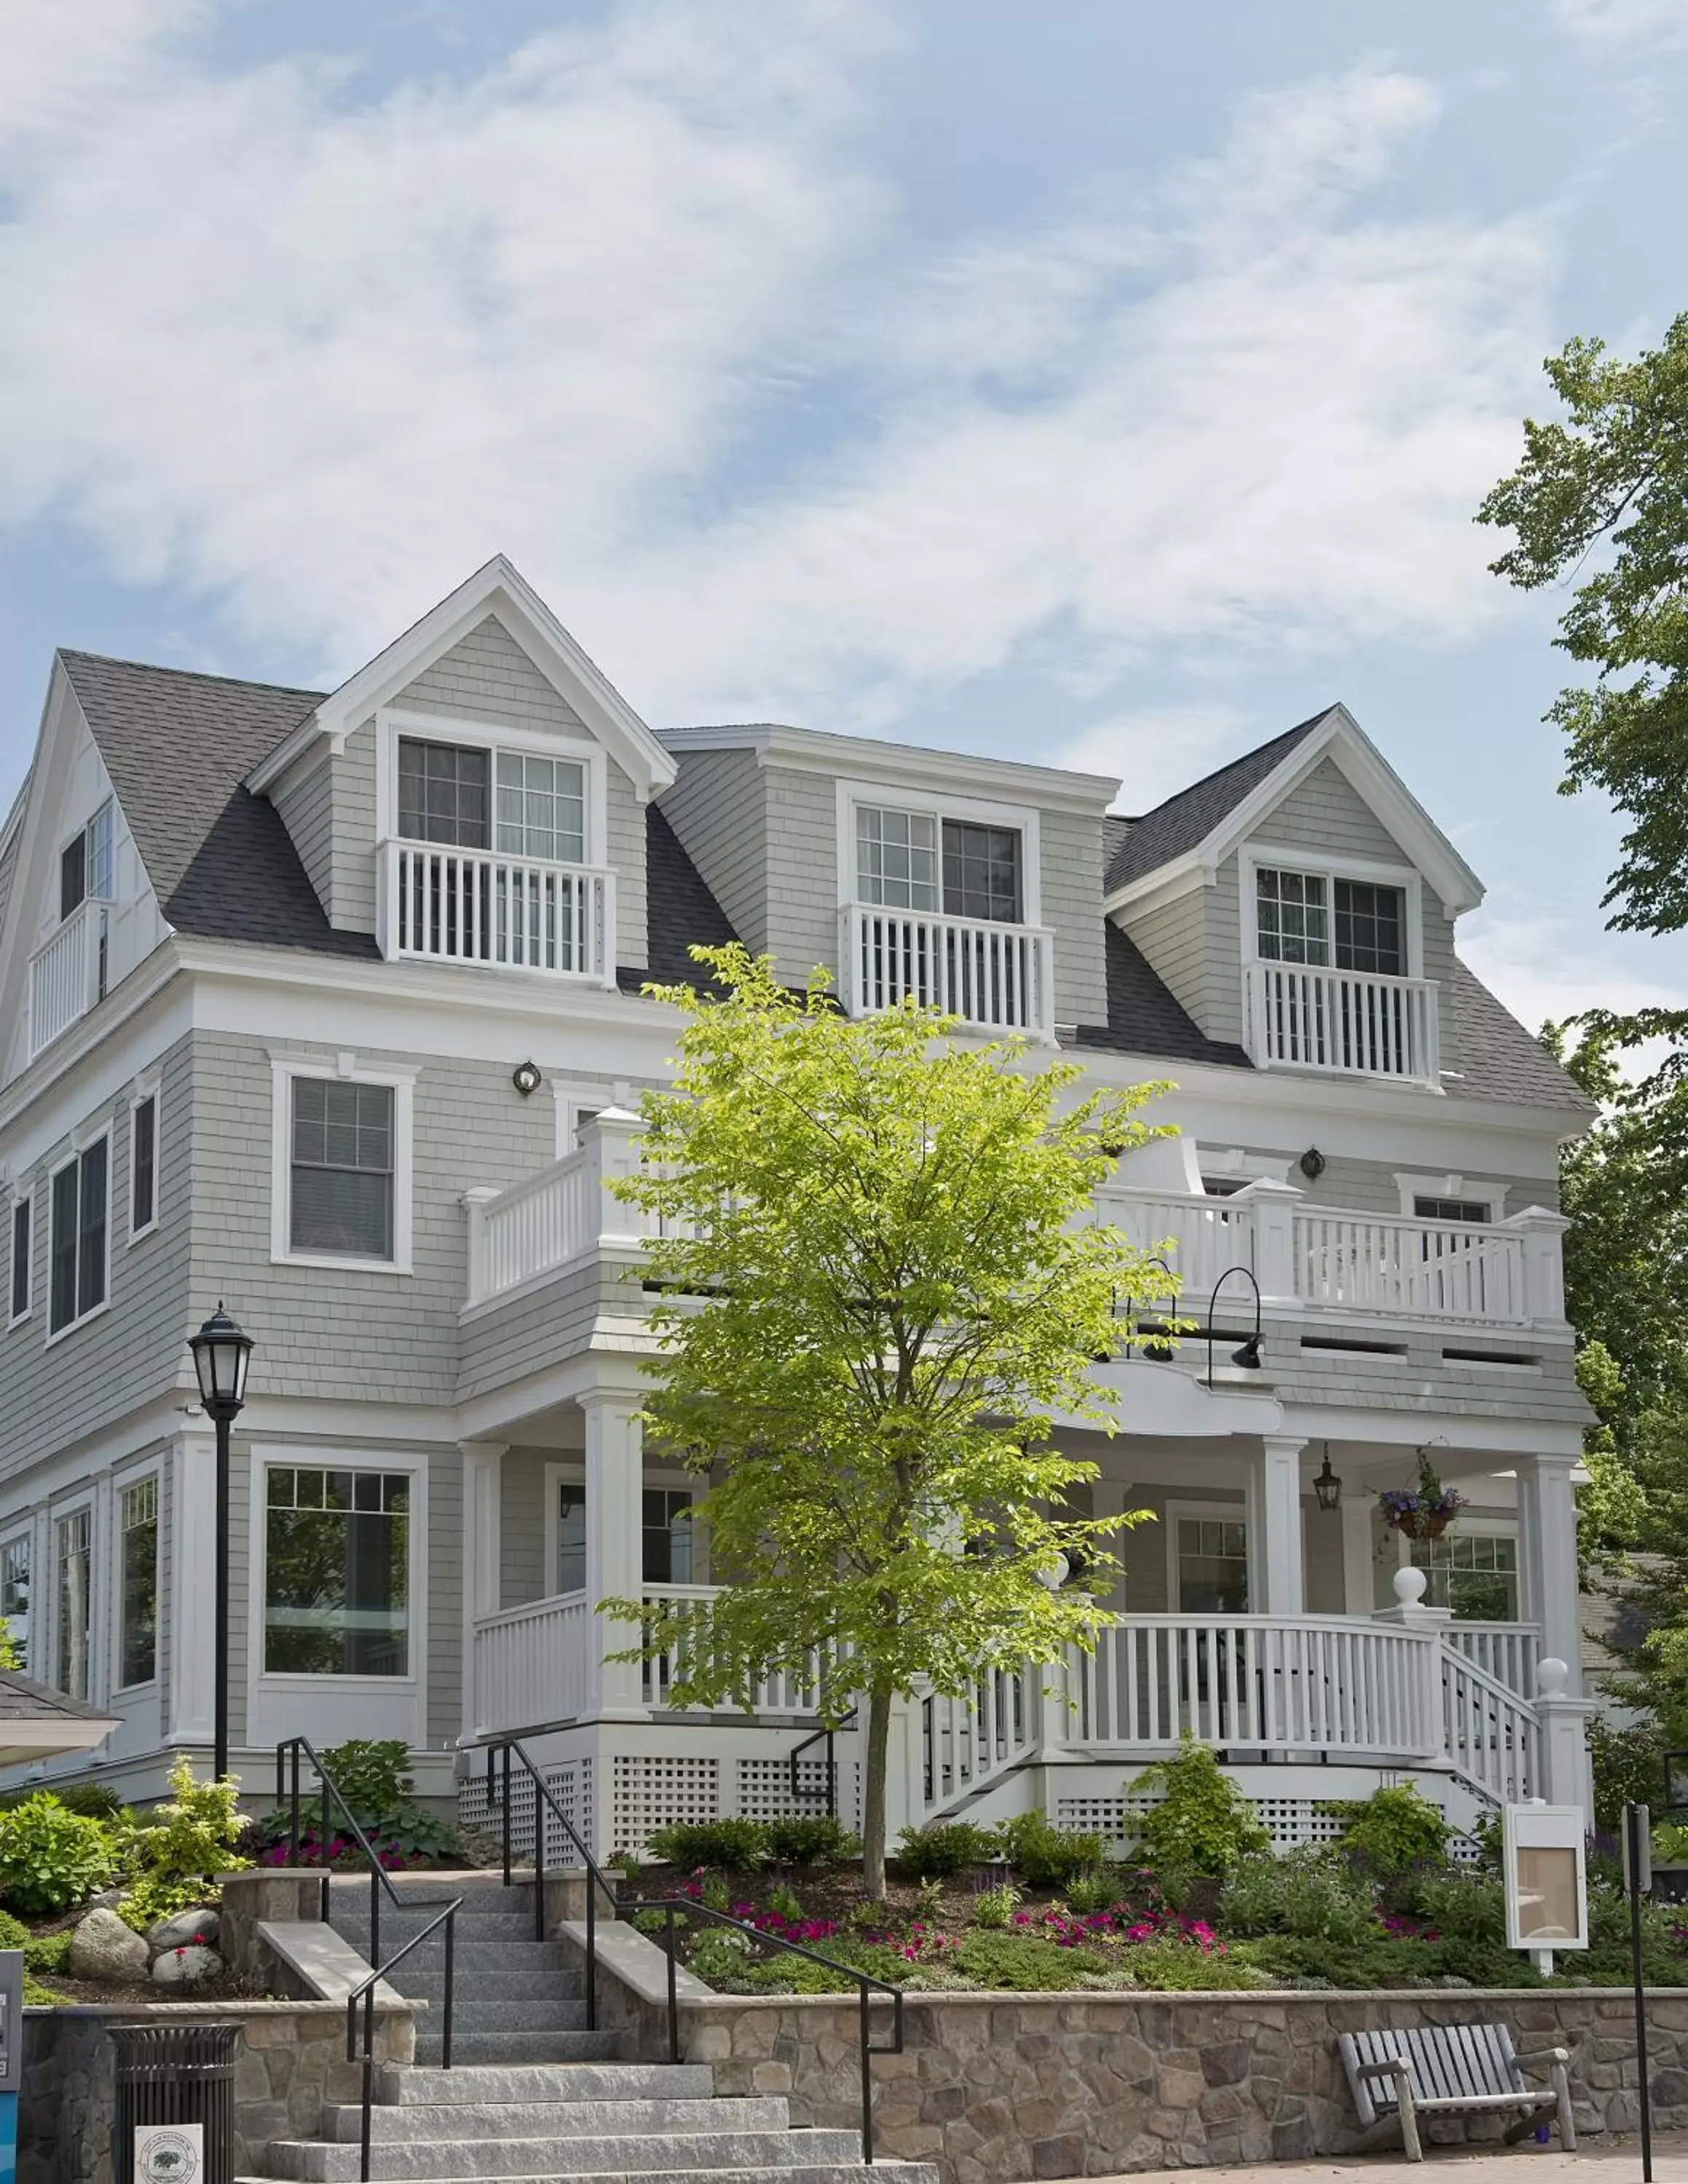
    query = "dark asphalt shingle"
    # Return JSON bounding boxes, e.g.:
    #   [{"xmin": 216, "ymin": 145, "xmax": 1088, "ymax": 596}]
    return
[
  {"xmin": 1105, "ymin": 712, "xmax": 1330, "ymax": 891},
  {"xmin": 0, "ymin": 1670, "xmax": 114, "ymax": 1725},
  {"xmin": 1442, "ymin": 957, "xmax": 1594, "ymax": 1112},
  {"xmin": 1070, "ymin": 925, "xmax": 1254, "ymax": 1069}
]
